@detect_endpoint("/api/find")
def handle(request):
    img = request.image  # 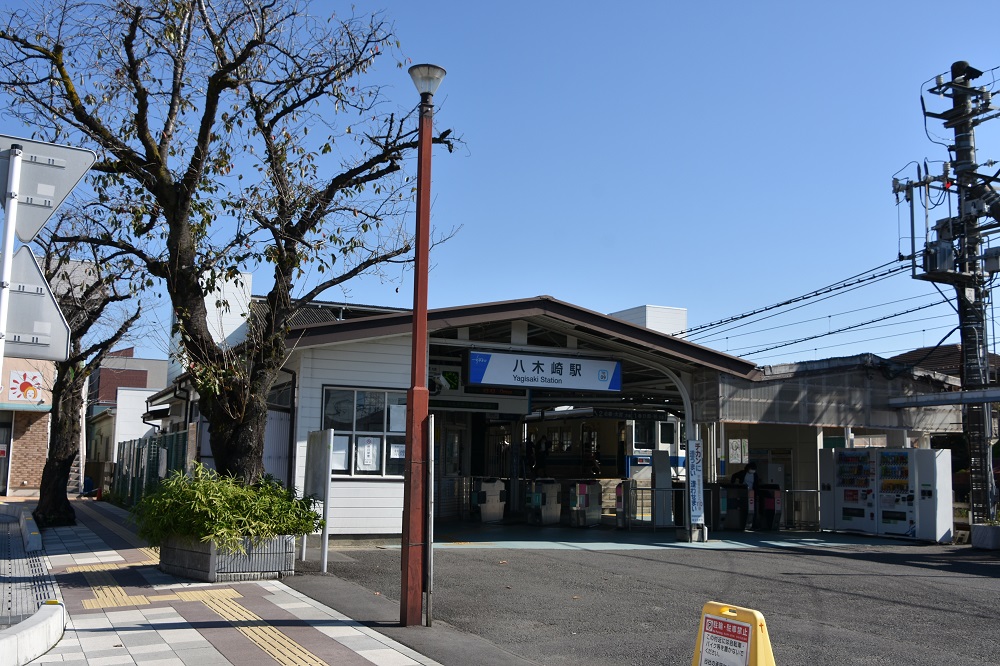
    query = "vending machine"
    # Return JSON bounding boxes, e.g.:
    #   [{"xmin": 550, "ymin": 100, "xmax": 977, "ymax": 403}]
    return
[
  {"xmin": 832, "ymin": 449, "xmax": 878, "ymax": 534},
  {"xmin": 876, "ymin": 450, "xmax": 917, "ymax": 537},
  {"xmin": 876, "ymin": 448, "xmax": 952, "ymax": 542},
  {"xmin": 820, "ymin": 448, "xmax": 953, "ymax": 543},
  {"xmin": 914, "ymin": 448, "xmax": 952, "ymax": 543}
]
